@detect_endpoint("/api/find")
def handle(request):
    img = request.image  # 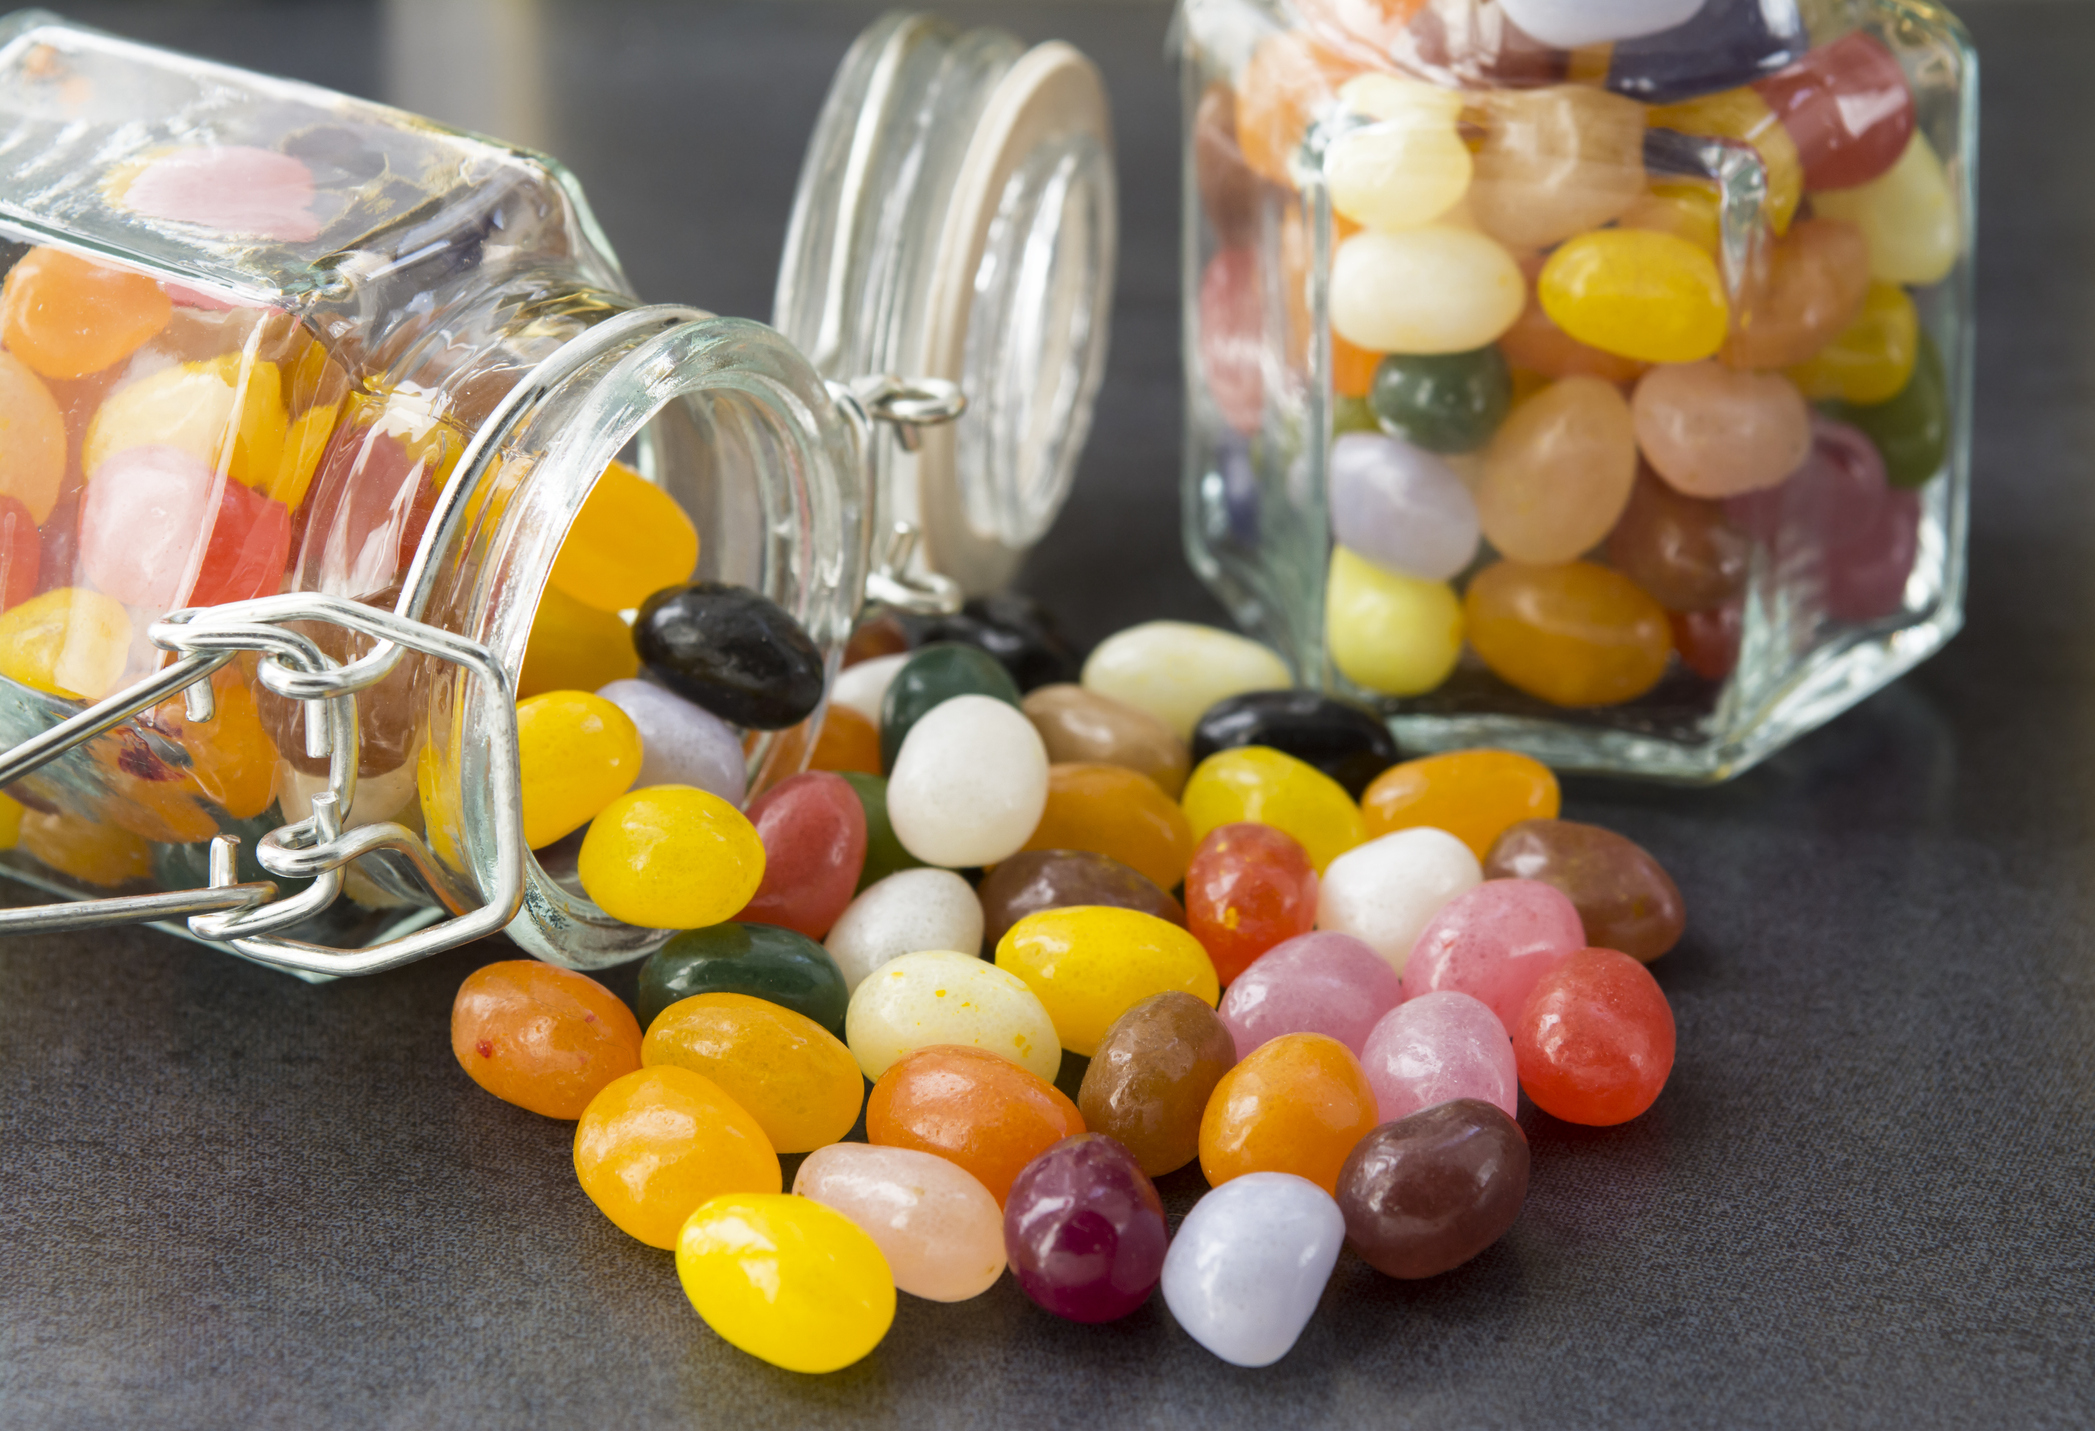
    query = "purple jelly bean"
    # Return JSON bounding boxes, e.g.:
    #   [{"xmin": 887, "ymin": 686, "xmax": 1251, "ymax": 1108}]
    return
[{"xmin": 1003, "ymin": 1134, "xmax": 1168, "ymax": 1323}]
